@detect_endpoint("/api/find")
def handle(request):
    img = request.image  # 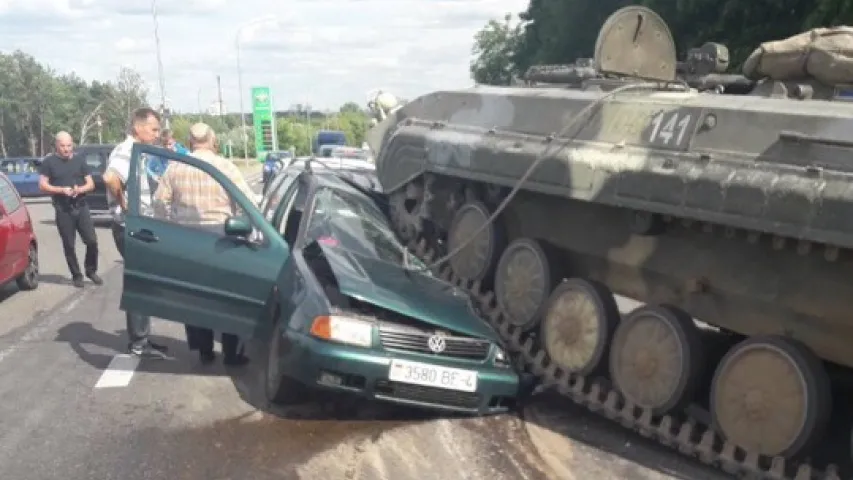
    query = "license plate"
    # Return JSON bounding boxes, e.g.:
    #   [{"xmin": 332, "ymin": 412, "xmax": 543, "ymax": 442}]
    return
[{"xmin": 388, "ymin": 359, "xmax": 478, "ymax": 392}]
